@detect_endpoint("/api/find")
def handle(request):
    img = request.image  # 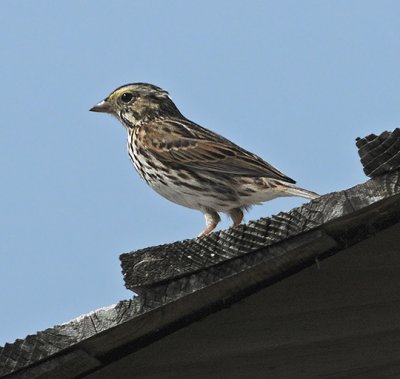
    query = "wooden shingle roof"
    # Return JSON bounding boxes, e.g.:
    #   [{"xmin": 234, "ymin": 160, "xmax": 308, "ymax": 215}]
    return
[{"xmin": 1, "ymin": 129, "xmax": 400, "ymax": 378}]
